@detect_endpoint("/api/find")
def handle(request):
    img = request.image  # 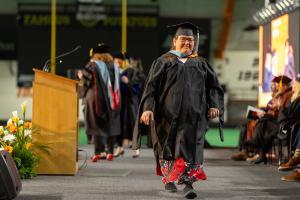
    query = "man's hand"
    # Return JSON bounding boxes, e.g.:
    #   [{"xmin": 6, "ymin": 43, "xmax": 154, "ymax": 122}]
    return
[
  {"xmin": 208, "ymin": 108, "xmax": 219, "ymax": 119},
  {"xmin": 77, "ymin": 70, "xmax": 83, "ymax": 79},
  {"xmin": 140, "ymin": 111, "xmax": 154, "ymax": 125},
  {"xmin": 121, "ymin": 76, "xmax": 129, "ymax": 84},
  {"xmin": 257, "ymin": 111, "xmax": 264, "ymax": 118}
]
